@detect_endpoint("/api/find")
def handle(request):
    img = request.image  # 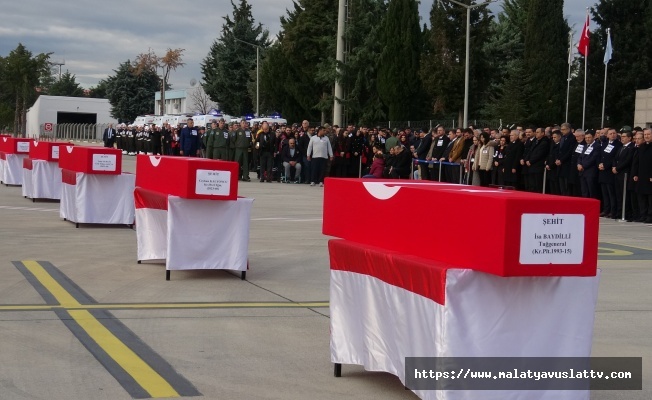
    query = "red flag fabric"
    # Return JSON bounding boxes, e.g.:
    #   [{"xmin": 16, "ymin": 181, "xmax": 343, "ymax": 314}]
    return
[{"xmin": 578, "ymin": 14, "xmax": 590, "ymax": 57}]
